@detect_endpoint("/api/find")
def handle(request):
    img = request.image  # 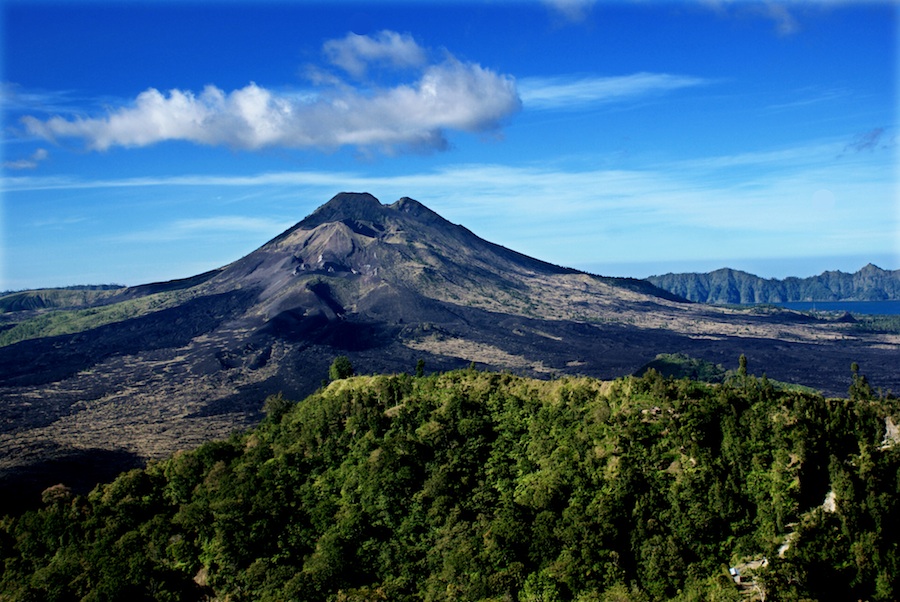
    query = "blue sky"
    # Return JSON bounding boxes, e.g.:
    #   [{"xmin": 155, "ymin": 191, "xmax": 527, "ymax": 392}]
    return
[{"xmin": 1, "ymin": 0, "xmax": 897, "ymax": 290}]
